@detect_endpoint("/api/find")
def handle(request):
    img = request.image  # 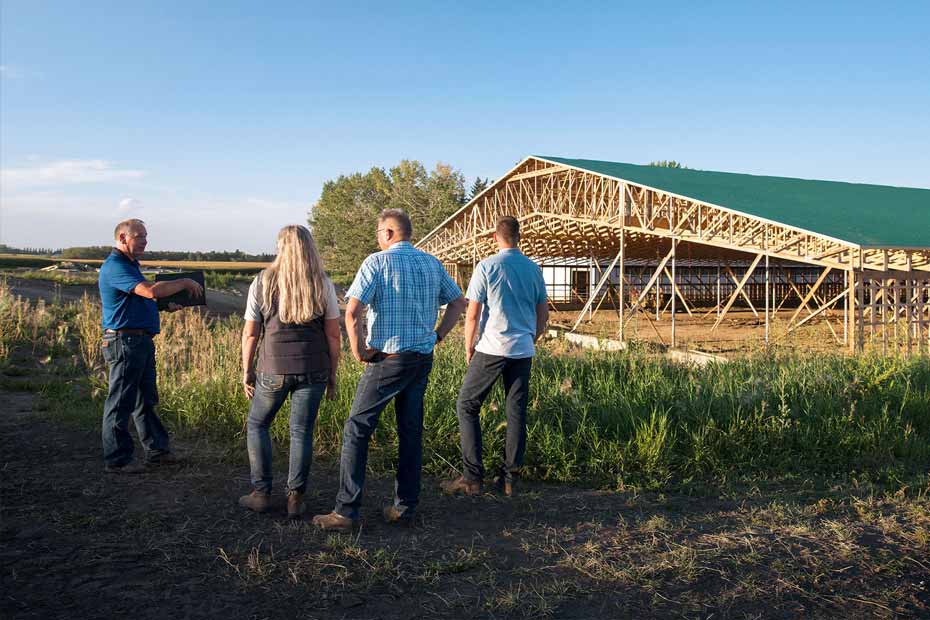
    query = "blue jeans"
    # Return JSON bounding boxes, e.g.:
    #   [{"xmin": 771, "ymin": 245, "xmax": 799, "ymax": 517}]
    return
[
  {"xmin": 101, "ymin": 333, "xmax": 170, "ymax": 467},
  {"xmin": 246, "ymin": 371, "xmax": 328, "ymax": 495},
  {"xmin": 335, "ymin": 352, "xmax": 433, "ymax": 520}
]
